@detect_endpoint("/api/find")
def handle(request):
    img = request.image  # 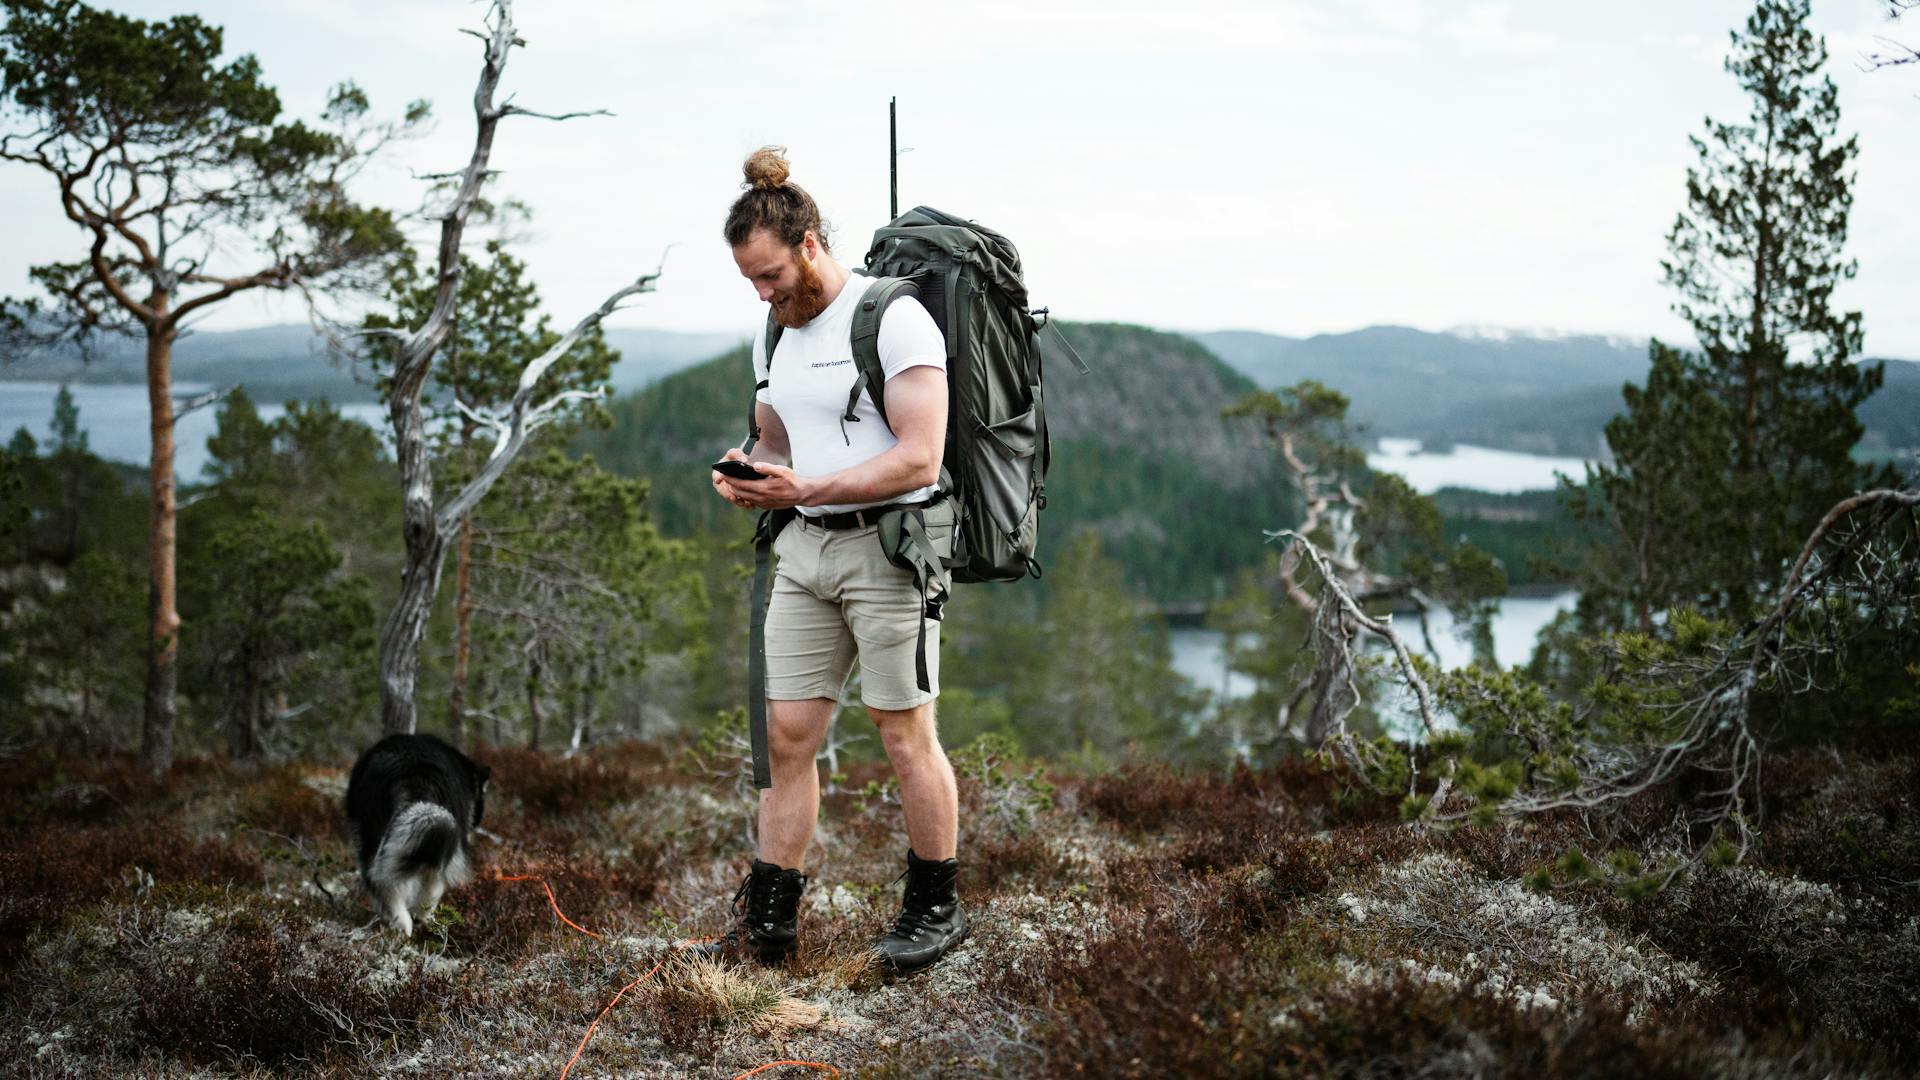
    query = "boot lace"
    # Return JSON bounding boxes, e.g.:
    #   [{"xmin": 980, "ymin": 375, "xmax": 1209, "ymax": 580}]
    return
[
  {"xmin": 729, "ymin": 868, "xmax": 802, "ymax": 936},
  {"xmin": 885, "ymin": 868, "xmax": 945, "ymax": 940}
]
